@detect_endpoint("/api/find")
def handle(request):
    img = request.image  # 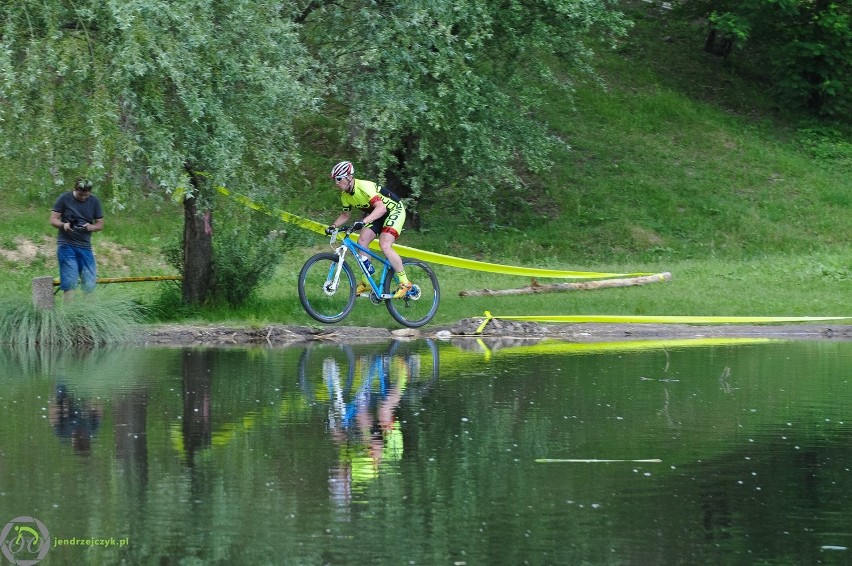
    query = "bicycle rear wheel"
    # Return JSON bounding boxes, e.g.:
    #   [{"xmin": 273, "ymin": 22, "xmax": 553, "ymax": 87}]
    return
[
  {"xmin": 384, "ymin": 259, "xmax": 440, "ymax": 328},
  {"xmin": 388, "ymin": 338, "xmax": 440, "ymax": 397},
  {"xmin": 298, "ymin": 253, "xmax": 356, "ymax": 323}
]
